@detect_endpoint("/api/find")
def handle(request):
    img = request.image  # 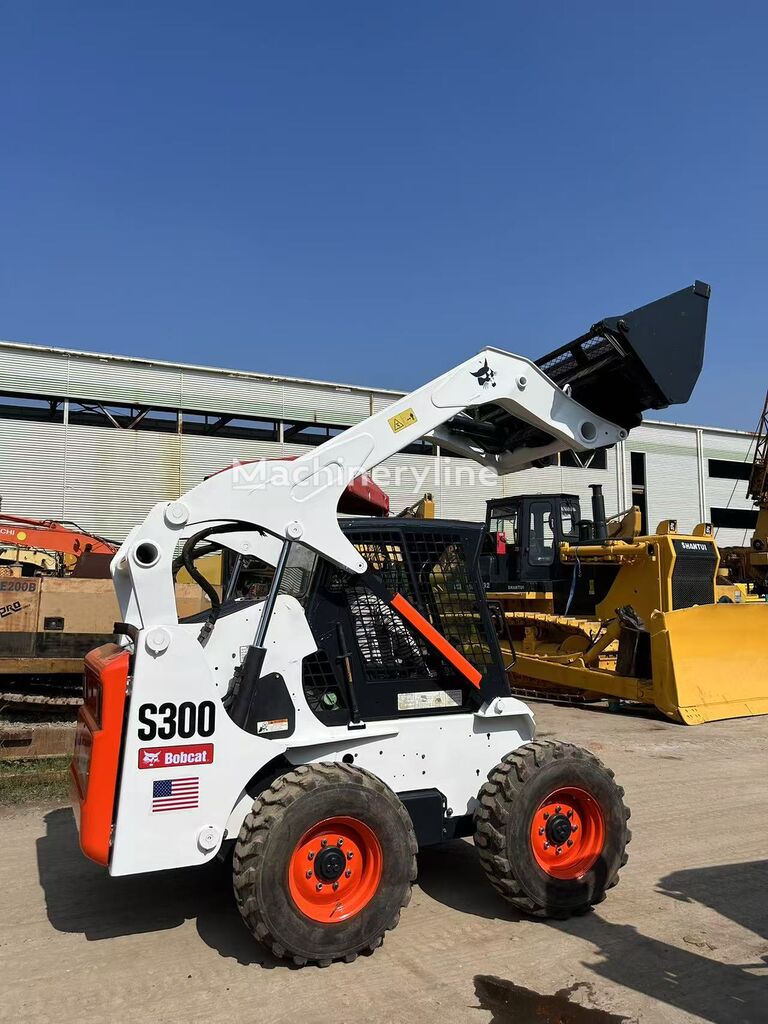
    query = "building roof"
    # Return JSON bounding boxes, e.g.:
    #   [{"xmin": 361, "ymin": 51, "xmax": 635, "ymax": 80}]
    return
[{"xmin": 0, "ymin": 337, "xmax": 754, "ymax": 439}]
